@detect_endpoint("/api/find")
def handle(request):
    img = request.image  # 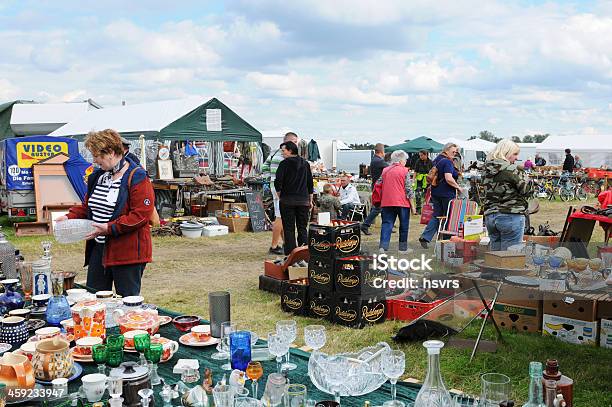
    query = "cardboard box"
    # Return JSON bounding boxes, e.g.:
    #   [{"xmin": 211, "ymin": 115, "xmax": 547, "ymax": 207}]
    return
[
  {"xmin": 542, "ymin": 314, "xmax": 598, "ymax": 346},
  {"xmin": 288, "ymin": 266, "xmax": 308, "ymax": 280},
  {"xmin": 494, "ymin": 302, "xmax": 542, "ymax": 333},
  {"xmin": 308, "ymin": 221, "xmax": 361, "ymax": 259},
  {"xmin": 308, "ymin": 256, "xmax": 335, "ymax": 292},
  {"xmin": 497, "ymin": 283, "xmax": 542, "ymax": 308},
  {"xmin": 334, "ymin": 256, "xmax": 386, "ymax": 296},
  {"xmin": 600, "ymin": 318, "xmax": 612, "ymax": 349},
  {"xmin": 435, "ymin": 240, "xmax": 456, "ymax": 262},
  {"xmin": 333, "ymin": 293, "xmax": 386, "ymax": 329},
  {"xmin": 206, "ymin": 200, "xmax": 231, "ymax": 215},
  {"xmin": 483, "ymin": 251, "xmax": 526, "ymax": 269},
  {"xmin": 280, "ymin": 279, "xmax": 309, "ymax": 316},
  {"xmin": 596, "ymin": 296, "xmax": 612, "ymax": 320},
  {"xmin": 543, "ymin": 292, "xmax": 597, "ymax": 322},
  {"xmin": 307, "ymin": 289, "xmax": 335, "ymax": 321}
]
